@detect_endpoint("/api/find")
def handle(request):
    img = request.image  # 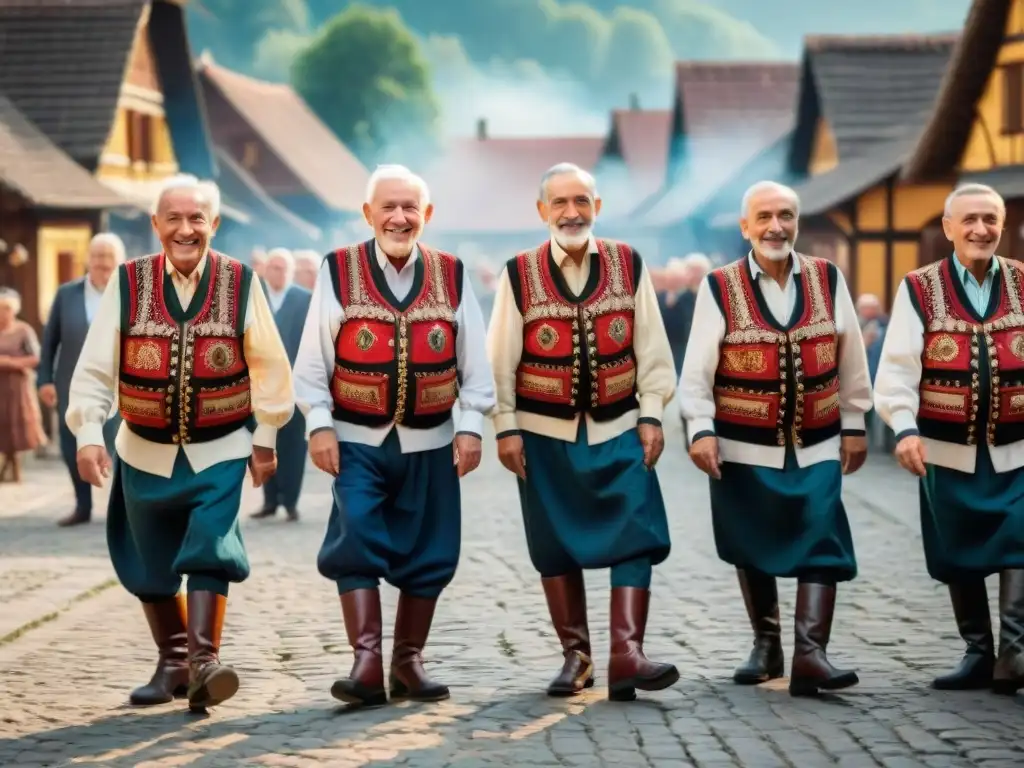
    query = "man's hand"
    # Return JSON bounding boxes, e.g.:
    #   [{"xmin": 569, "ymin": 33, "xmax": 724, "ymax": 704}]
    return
[
  {"xmin": 309, "ymin": 429, "xmax": 339, "ymax": 476},
  {"xmin": 248, "ymin": 446, "xmax": 277, "ymax": 487},
  {"xmin": 840, "ymin": 433, "xmax": 868, "ymax": 475},
  {"xmin": 637, "ymin": 422, "xmax": 664, "ymax": 468},
  {"xmin": 76, "ymin": 445, "xmax": 112, "ymax": 487},
  {"xmin": 895, "ymin": 434, "xmax": 927, "ymax": 477},
  {"xmin": 688, "ymin": 435, "xmax": 722, "ymax": 479},
  {"xmin": 39, "ymin": 384, "xmax": 57, "ymax": 408},
  {"xmin": 497, "ymin": 434, "xmax": 526, "ymax": 479},
  {"xmin": 453, "ymin": 433, "xmax": 482, "ymax": 477}
]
